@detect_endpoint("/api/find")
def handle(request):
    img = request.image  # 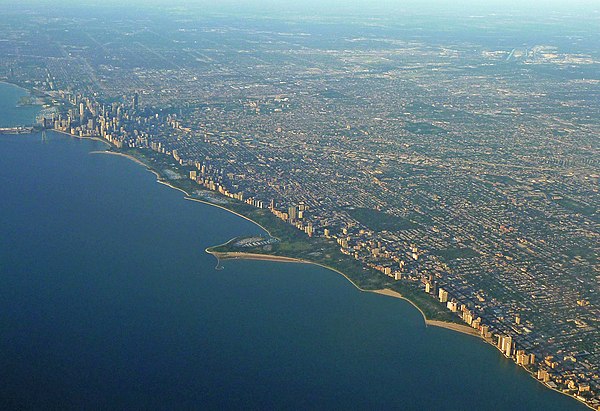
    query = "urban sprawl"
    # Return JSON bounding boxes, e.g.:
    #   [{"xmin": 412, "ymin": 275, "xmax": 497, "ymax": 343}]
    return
[{"xmin": 1, "ymin": 6, "xmax": 598, "ymax": 409}]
